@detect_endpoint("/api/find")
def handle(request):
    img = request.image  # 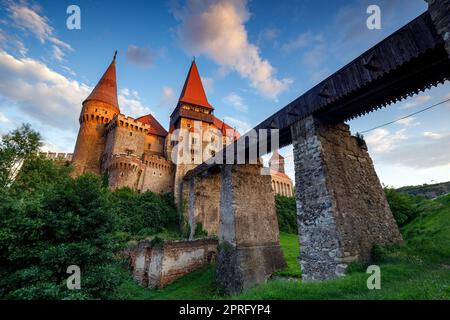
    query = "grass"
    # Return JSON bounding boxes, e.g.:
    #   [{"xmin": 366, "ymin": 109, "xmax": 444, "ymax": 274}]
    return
[
  {"xmin": 273, "ymin": 232, "xmax": 301, "ymax": 278},
  {"xmin": 116, "ymin": 194, "xmax": 450, "ymax": 300}
]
